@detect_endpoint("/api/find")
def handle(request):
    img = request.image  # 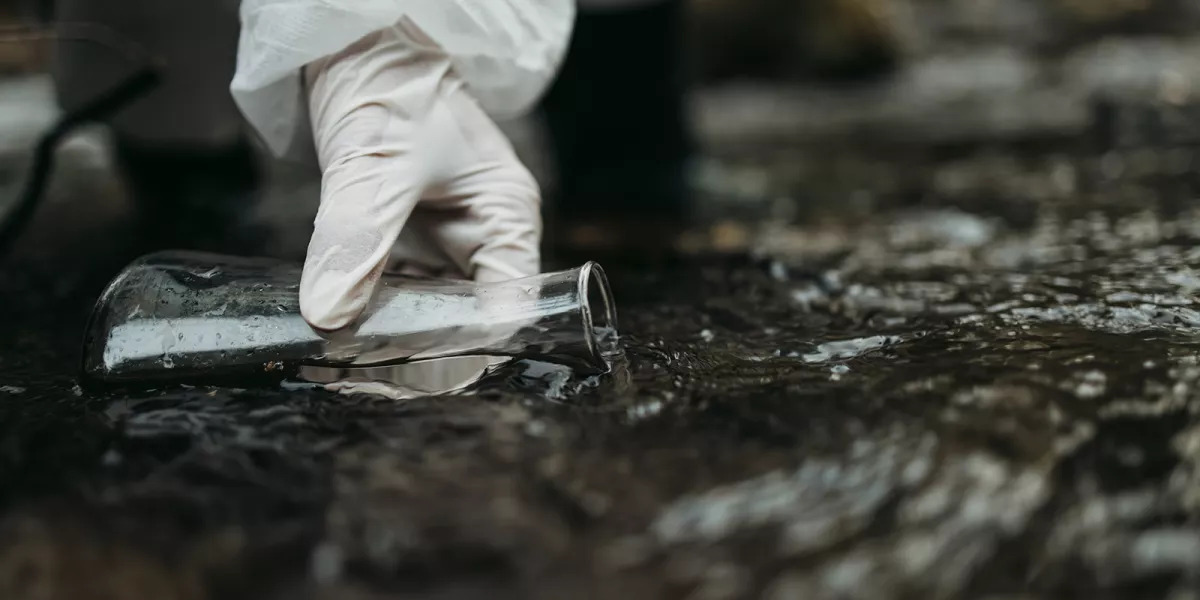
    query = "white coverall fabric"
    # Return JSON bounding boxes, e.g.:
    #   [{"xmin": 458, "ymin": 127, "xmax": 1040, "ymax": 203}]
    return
[{"xmin": 230, "ymin": 0, "xmax": 575, "ymax": 159}]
